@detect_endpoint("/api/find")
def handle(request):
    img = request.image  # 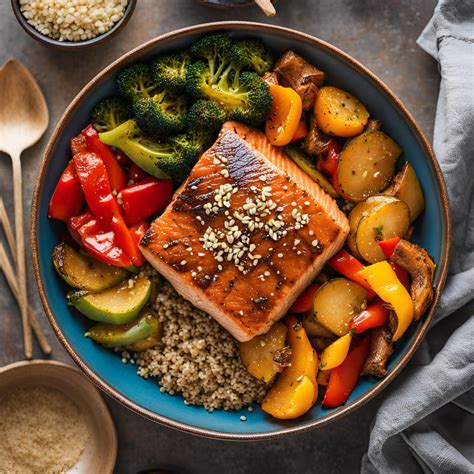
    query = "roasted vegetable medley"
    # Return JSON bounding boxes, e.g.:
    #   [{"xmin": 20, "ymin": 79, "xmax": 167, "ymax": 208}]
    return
[{"xmin": 48, "ymin": 33, "xmax": 435, "ymax": 420}]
